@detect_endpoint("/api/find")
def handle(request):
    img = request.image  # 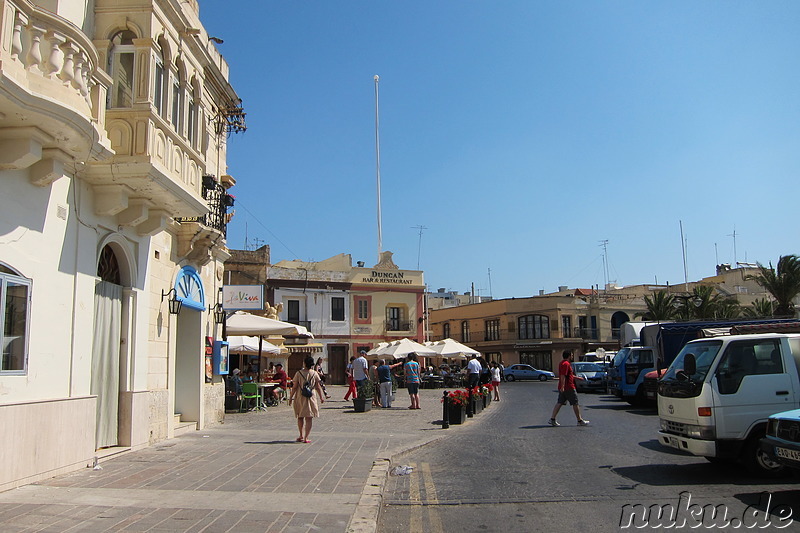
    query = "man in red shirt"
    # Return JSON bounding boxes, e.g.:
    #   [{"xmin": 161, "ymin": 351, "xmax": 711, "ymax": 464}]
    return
[
  {"xmin": 549, "ymin": 350, "xmax": 590, "ymax": 427},
  {"xmin": 269, "ymin": 363, "xmax": 289, "ymax": 404}
]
